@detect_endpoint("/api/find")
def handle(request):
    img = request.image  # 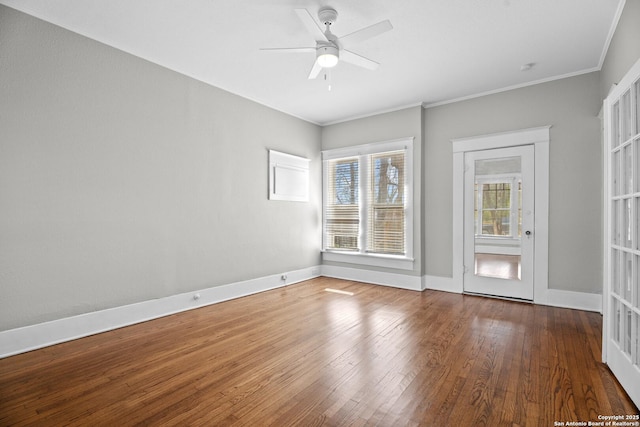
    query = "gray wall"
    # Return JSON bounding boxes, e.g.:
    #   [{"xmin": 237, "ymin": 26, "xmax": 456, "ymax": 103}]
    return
[
  {"xmin": 321, "ymin": 106, "xmax": 424, "ymax": 276},
  {"xmin": 0, "ymin": 6, "xmax": 322, "ymax": 331},
  {"xmin": 424, "ymin": 72, "xmax": 603, "ymax": 293},
  {"xmin": 600, "ymin": 0, "xmax": 640, "ymax": 99},
  {"xmin": 3, "ymin": 0, "xmax": 639, "ymax": 332},
  {"xmin": 422, "ymin": 0, "xmax": 640, "ymax": 295}
]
